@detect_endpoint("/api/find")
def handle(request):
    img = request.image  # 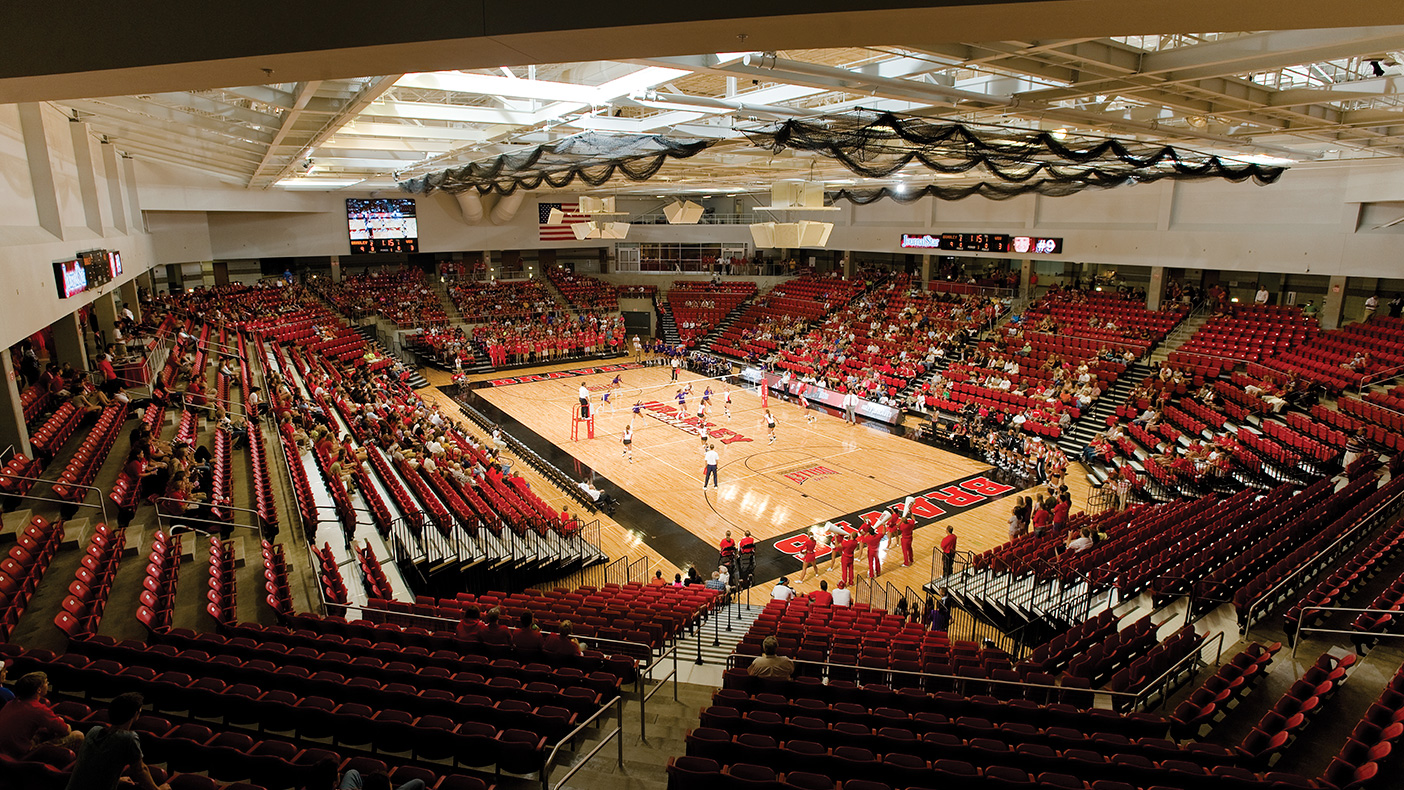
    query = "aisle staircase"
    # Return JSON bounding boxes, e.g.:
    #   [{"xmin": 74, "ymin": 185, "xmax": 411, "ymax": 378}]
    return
[
  {"xmin": 352, "ymin": 325, "xmax": 430, "ymax": 389},
  {"xmin": 699, "ymin": 298, "xmax": 759, "ymax": 354},
  {"xmin": 692, "ymin": 601, "xmax": 767, "ymax": 665},
  {"xmin": 657, "ymin": 299, "xmax": 681, "ymax": 345},
  {"xmin": 1058, "ymin": 360, "xmax": 1156, "ymax": 458},
  {"xmin": 934, "ymin": 563, "xmax": 1115, "ymax": 650}
]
